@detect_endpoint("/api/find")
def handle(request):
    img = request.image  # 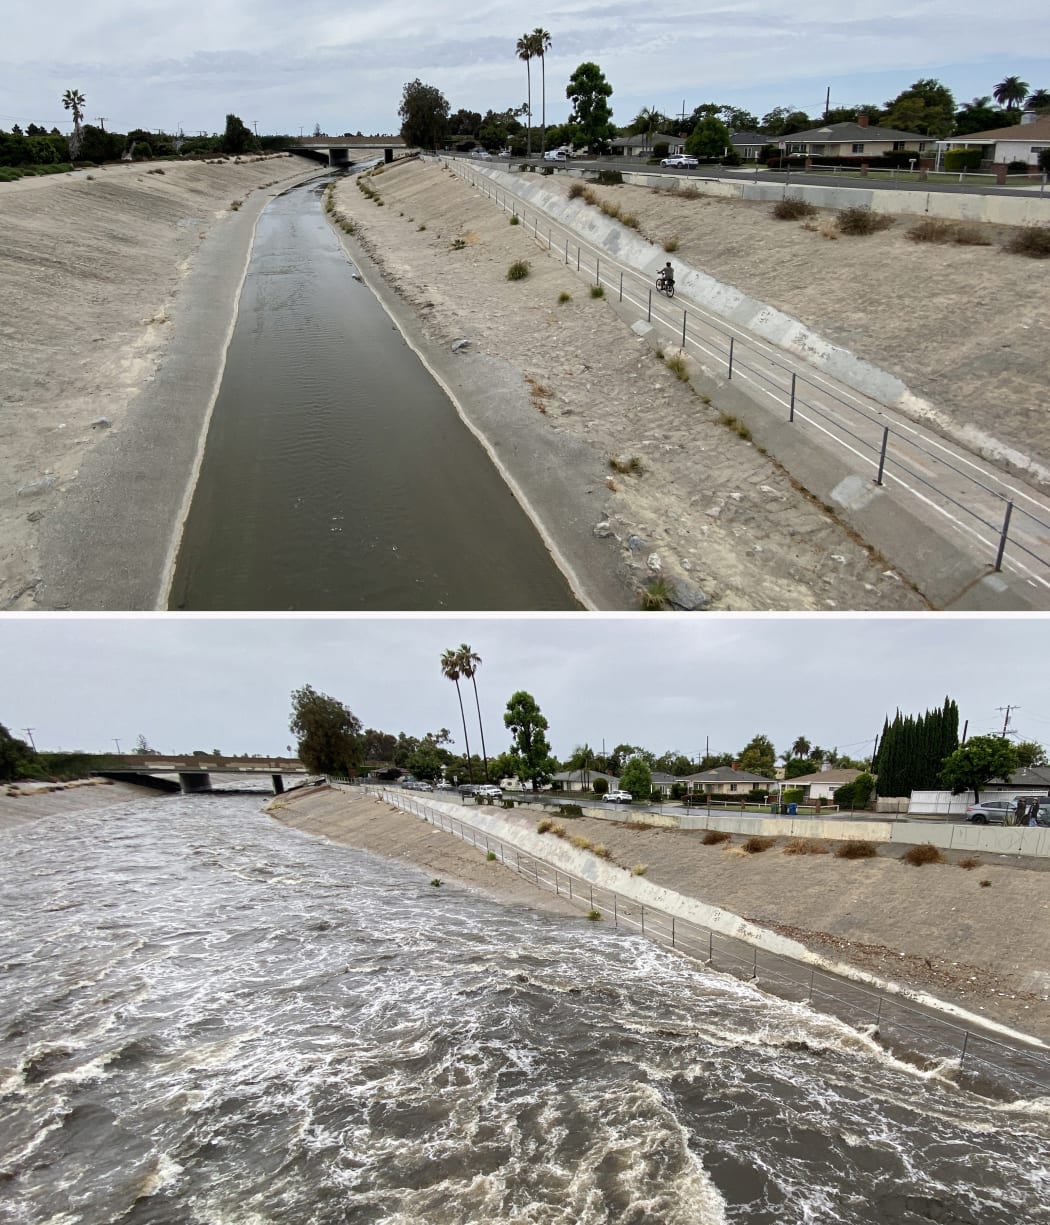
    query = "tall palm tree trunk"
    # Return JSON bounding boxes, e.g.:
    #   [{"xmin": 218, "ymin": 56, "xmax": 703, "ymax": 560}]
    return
[
  {"xmin": 526, "ymin": 60, "xmax": 532, "ymax": 156},
  {"xmin": 540, "ymin": 55, "xmax": 546, "ymax": 155},
  {"xmin": 470, "ymin": 675, "xmax": 489, "ymax": 781},
  {"xmin": 454, "ymin": 682, "xmax": 473, "ymax": 783}
]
